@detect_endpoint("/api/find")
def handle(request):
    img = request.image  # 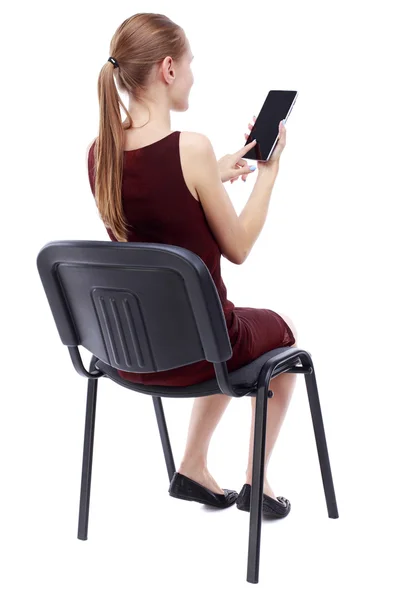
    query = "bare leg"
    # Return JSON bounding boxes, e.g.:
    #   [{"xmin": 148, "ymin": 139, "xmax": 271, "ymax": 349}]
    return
[
  {"xmin": 245, "ymin": 358, "xmax": 298, "ymax": 499},
  {"xmin": 177, "ymin": 393, "xmax": 232, "ymax": 494},
  {"xmin": 177, "ymin": 312, "xmax": 298, "ymax": 497}
]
